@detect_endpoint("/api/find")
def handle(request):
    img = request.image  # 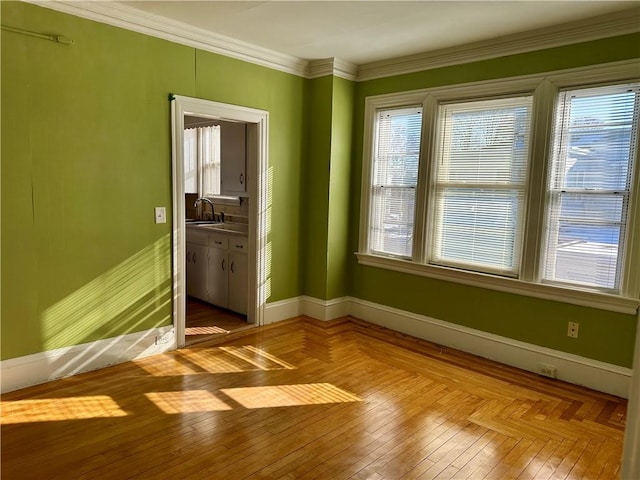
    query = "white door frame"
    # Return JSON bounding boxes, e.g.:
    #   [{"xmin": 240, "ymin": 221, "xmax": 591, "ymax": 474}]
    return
[{"xmin": 171, "ymin": 95, "xmax": 269, "ymax": 347}]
